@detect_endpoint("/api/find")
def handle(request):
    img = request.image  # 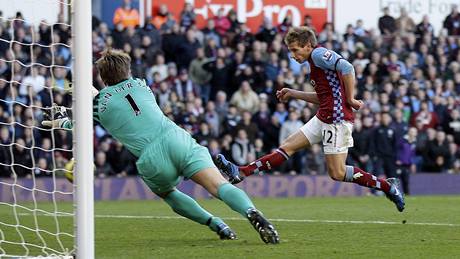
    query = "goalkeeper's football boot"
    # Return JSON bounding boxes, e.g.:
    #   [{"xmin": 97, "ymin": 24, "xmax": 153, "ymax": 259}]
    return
[
  {"xmin": 215, "ymin": 223, "xmax": 237, "ymax": 240},
  {"xmin": 385, "ymin": 178, "xmax": 405, "ymax": 212},
  {"xmin": 246, "ymin": 208, "xmax": 280, "ymax": 244},
  {"xmin": 216, "ymin": 154, "xmax": 244, "ymax": 184}
]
